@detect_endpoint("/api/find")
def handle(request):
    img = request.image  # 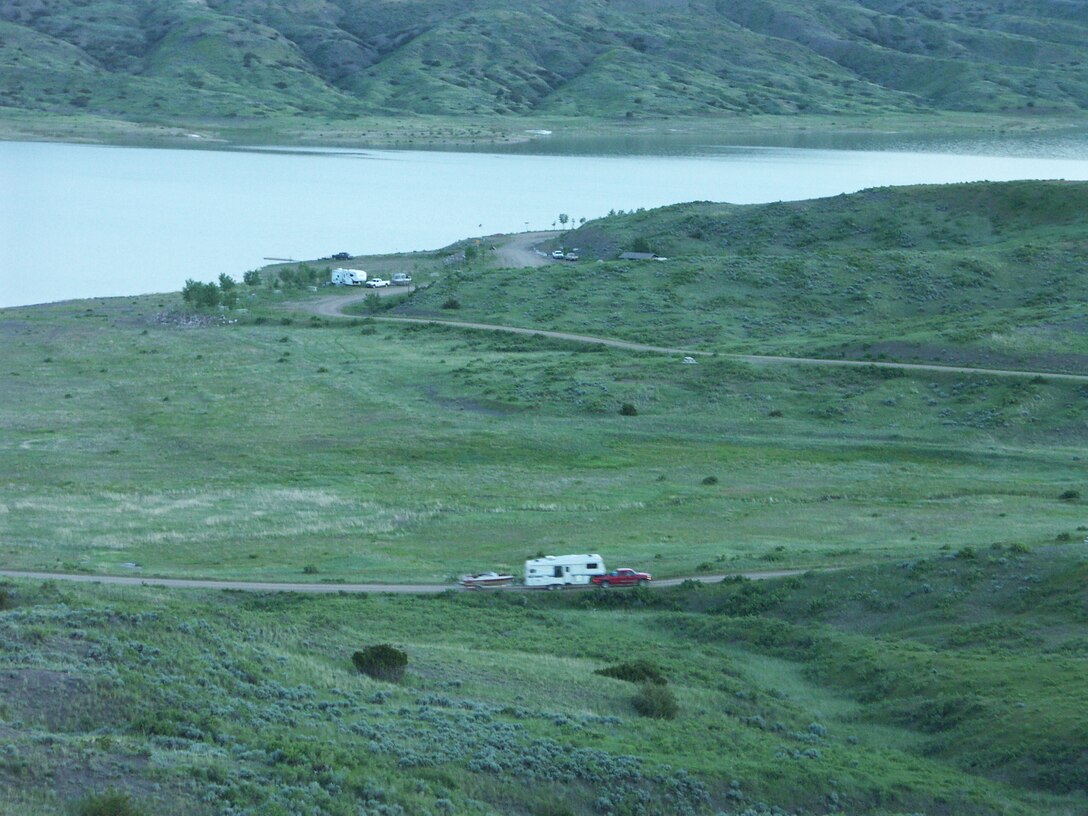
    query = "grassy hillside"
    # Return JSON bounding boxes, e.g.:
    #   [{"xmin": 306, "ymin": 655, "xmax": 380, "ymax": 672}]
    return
[
  {"xmin": 1, "ymin": 545, "xmax": 1086, "ymax": 814},
  {"xmin": 404, "ymin": 181, "xmax": 1088, "ymax": 370},
  {"xmin": 2, "ymin": 0, "xmax": 1087, "ymax": 135}
]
